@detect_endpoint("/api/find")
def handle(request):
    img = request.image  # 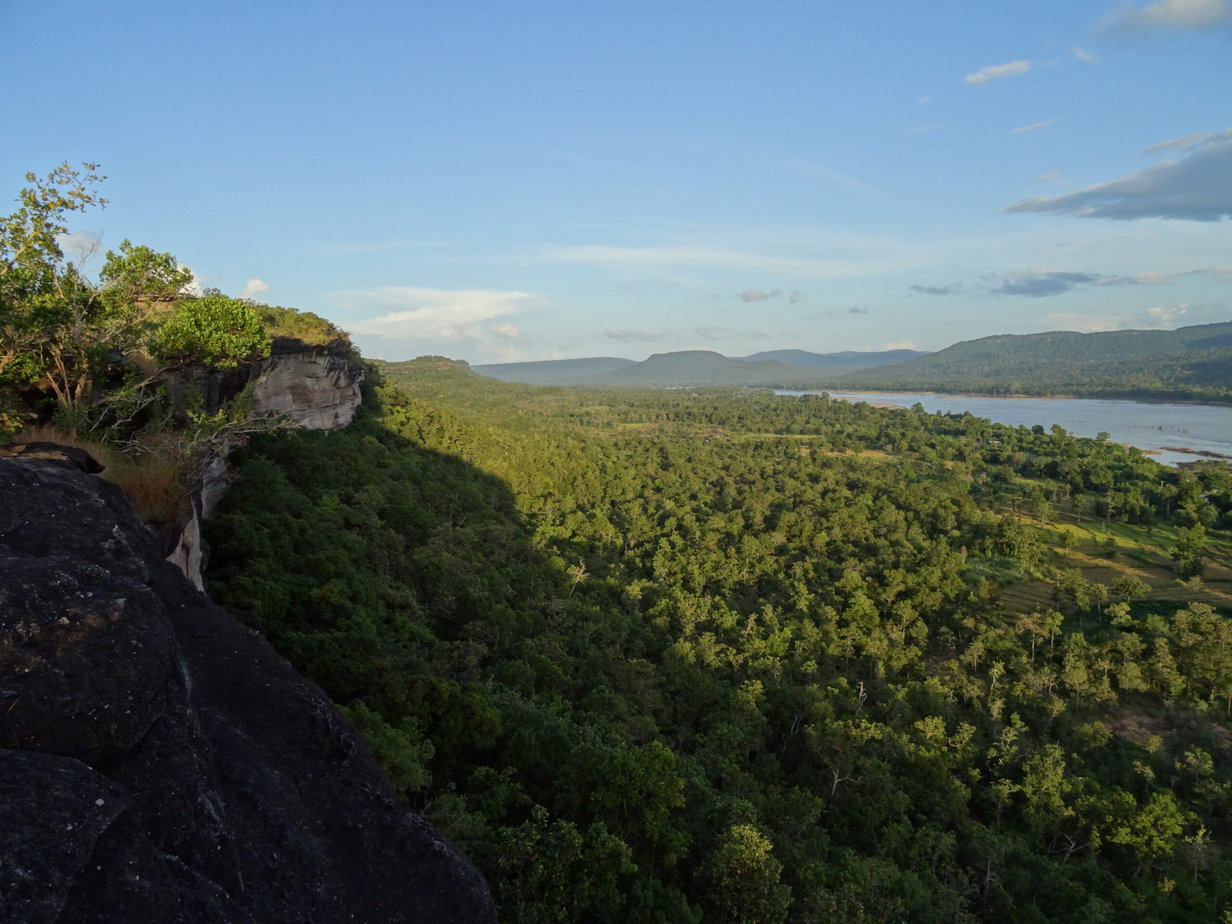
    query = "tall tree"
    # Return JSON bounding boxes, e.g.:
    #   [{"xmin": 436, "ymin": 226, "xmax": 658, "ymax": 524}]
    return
[{"xmin": 0, "ymin": 163, "xmax": 190, "ymax": 411}]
